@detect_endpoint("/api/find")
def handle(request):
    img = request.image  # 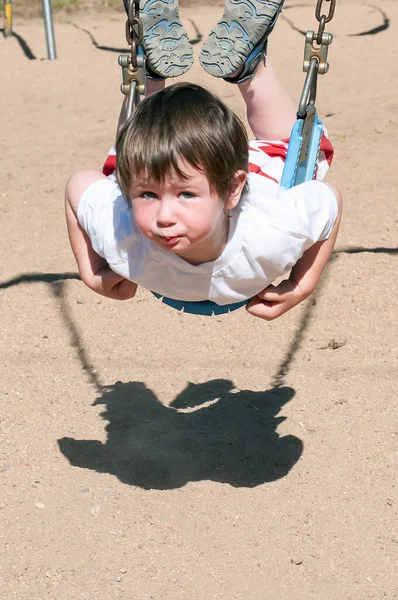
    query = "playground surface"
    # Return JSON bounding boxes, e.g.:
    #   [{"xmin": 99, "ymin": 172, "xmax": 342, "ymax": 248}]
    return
[{"xmin": 1, "ymin": 1, "xmax": 397, "ymax": 598}]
